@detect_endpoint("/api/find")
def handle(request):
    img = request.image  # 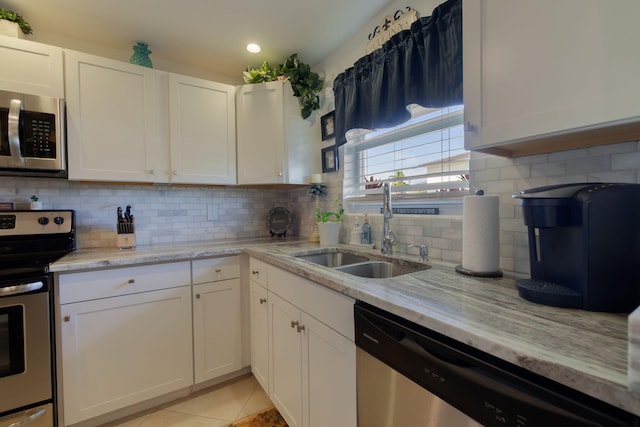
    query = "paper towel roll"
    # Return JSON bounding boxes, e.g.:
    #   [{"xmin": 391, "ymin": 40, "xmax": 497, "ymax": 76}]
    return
[{"xmin": 462, "ymin": 194, "xmax": 500, "ymax": 273}]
